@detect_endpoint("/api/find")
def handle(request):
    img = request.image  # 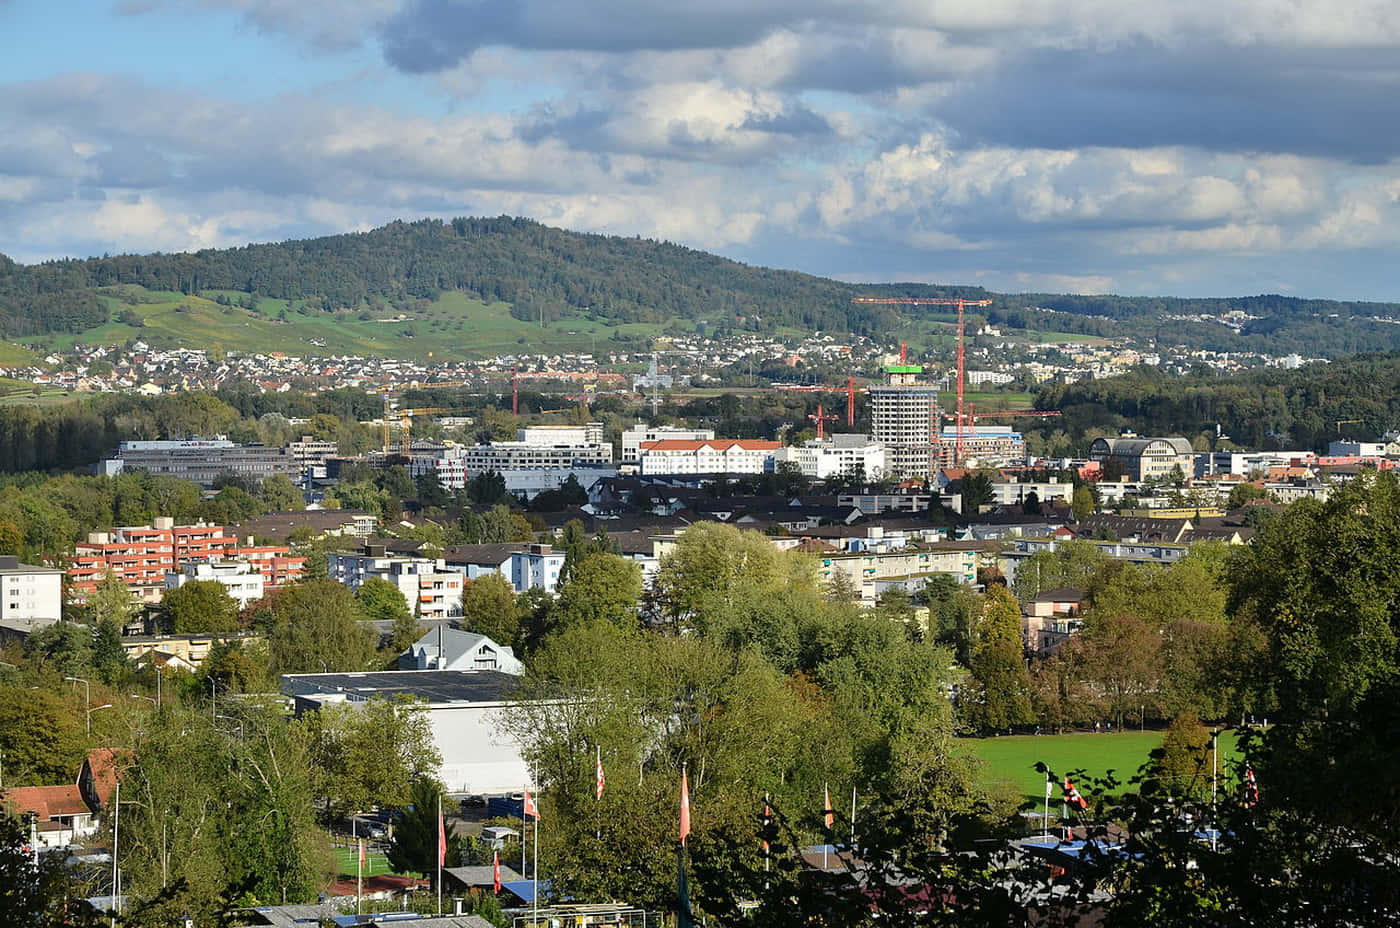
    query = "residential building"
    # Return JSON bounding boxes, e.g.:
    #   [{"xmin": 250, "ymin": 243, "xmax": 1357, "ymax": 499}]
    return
[
  {"xmin": 445, "ymin": 543, "xmax": 566, "ymax": 594},
  {"xmin": 121, "ymin": 631, "xmax": 260, "ymax": 670},
  {"xmin": 0, "ymin": 555, "xmax": 63, "ymax": 632},
  {"xmin": 637, "ymin": 439, "xmax": 779, "ymax": 476},
  {"xmin": 1022, "ymin": 587, "xmax": 1088, "ymax": 654},
  {"xmin": 621, "ymin": 424, "xmax": 716, "ymax": 465},
  {"xmin": 1087, "ymin": 434, "xmax": 1195, "ymax": 482},
  {"xmin": 837, "ymin": 492, "xmax": 933, "ymax": 515},
  {"xmin": 283, "ymin": 670, "xmax": 528, "ymax": 794},
  {"xmin": 399, "ymin": 627, "xmax": 523, "ymax": 674},
  {"xmin": 68, "ymin": 518, "xmax": 300, "ymax": 603},
  {"xmin": 990, "ymin": 477, "xmax": 1074, "ymax": 508},
  {"xmin": 814, "ymin": 545, "xmax": 980, "ymax": 606},
  {"xmin": 776, "ymin": 434, "xmax": 887, "ymax": 480},
  {"xmin": 165, "ymin": 560, "xmax": 265, "ymax": 608},
  {"xmin": 326, "ymin": 545, "xmax": 463, "ymax": 620},
  {"xmin": 868, "ymin": 365, "xmax": 942, "ymax": 478}
]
